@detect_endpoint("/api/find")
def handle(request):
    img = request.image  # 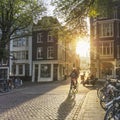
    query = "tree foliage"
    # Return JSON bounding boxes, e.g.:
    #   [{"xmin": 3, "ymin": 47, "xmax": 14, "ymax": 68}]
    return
[
  {"xmin": 0, "ymin": 0, "xmax": 46, "ymax": 59},
  {"xmin": 52, "ymin": 0, "xmax": 119, "ymax": 35}
]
